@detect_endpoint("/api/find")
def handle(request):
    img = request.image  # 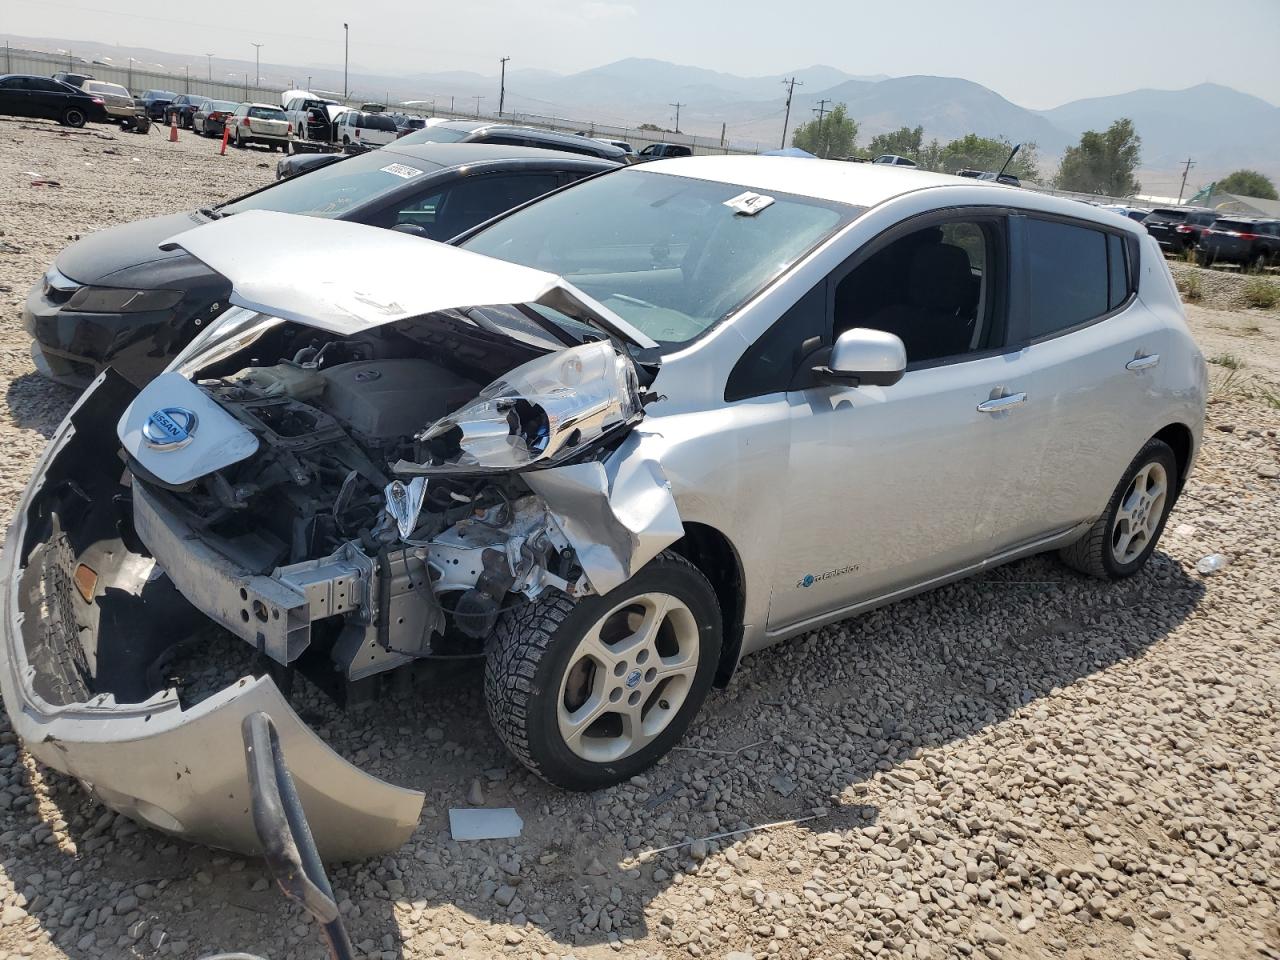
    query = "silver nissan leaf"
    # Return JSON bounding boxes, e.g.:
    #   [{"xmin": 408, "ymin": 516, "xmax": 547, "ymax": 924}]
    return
[{"xmin": 0, "ymin": 157, "xmax": 1205, "ymax": 858}]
